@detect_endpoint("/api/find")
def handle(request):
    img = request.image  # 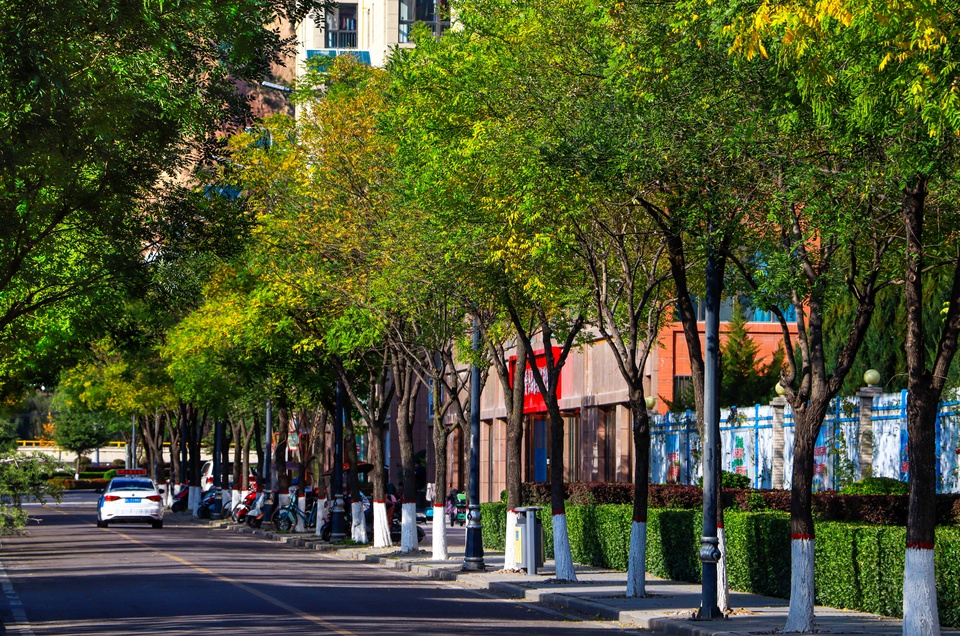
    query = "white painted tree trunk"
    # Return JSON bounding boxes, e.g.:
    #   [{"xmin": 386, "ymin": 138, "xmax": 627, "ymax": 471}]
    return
[
  {"xmin": 296, "ymin": 495, "xmax": 306, "ymax": 532},
  {"xmin": 903, "ymin": 546, "xmax": 940, "ymax": 636},
  {"xmin": 315, "ymin": 498, "xmax": 326, "ymax": 536},
  {"xmin": 503, "ymin": 510, "xmax": 519, "ymax": 570},
  {"xmin": 373, "ymin": 501, "xmax": 391, "ymax": 547},
  {"xmin": 626, "ymin": 520, "xmax": 647, "ymax": 597},
  {"xmin": 234, "ymin": 489, "xmax": 245, "ymax": 508},
  {"xmin": 717, "ymin": 525, "xmax": 730, "ymax": 612},
  {"xmin": 401, "ymin": 502, "xmax": 417, "ymax": 553},
  {"xmin": 552, "ymin": 513, "xmax": 578, "ymax": 582},
  {"xmin": 189, "ymin": 486, "xmax": 201, "ymax": 515},
  {"xmin": 784, "ymin": 537, "xmax": 815, "ymax": 633},
  {"xmin": 432, "ymin": 504, "xmax": 448, "ymax": 560},
  {"xmin": 351, "ymin": 501, "xmax": 368, "ymax": 543}
]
